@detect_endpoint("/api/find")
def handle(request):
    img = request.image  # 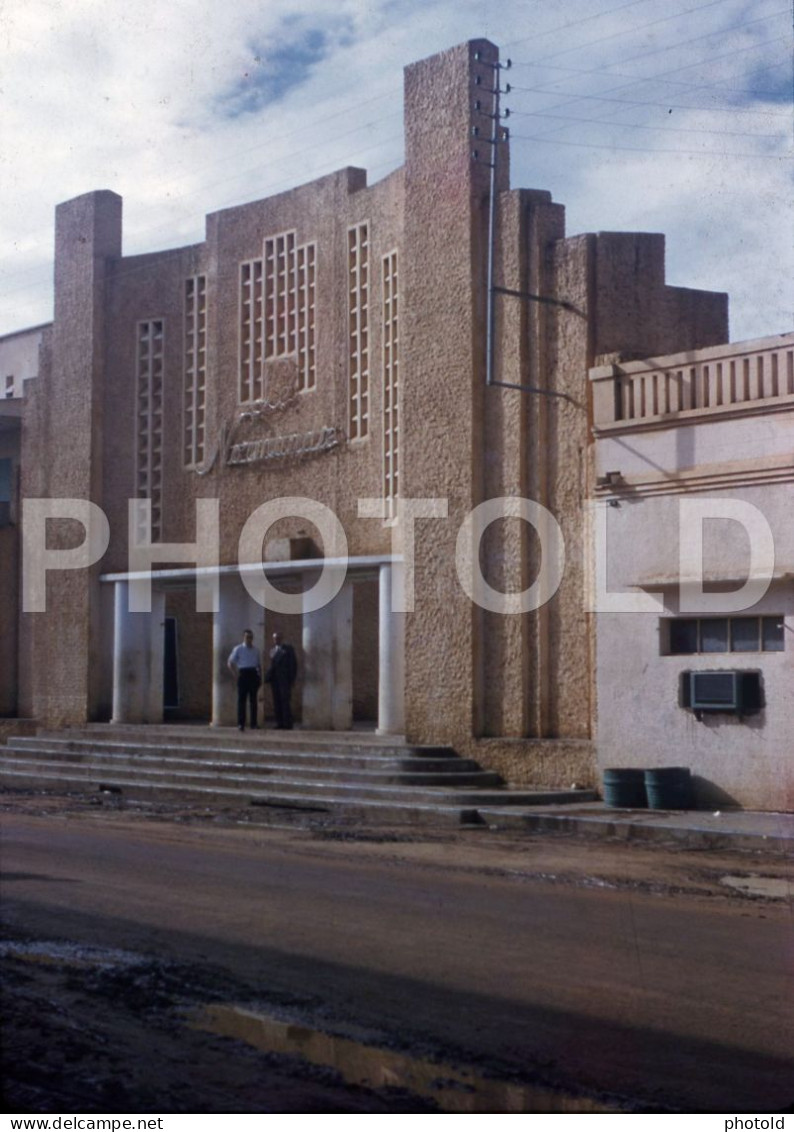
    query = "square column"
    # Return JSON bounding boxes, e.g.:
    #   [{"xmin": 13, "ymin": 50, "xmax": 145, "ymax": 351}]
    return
[
  {"xmin": 212, "ymin": 575, "xmax": 264, "ymax": 727},
  {"xmin": 377, "ymin": 563, "xmax": 405, "ymax": 734},
  {"xmin": 111, "ymin": 581, "xmax": 165, "ymax": 724},
  {"xmin": 301, "ymin": 572, "xmax": 353, "ymax": 730}
]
